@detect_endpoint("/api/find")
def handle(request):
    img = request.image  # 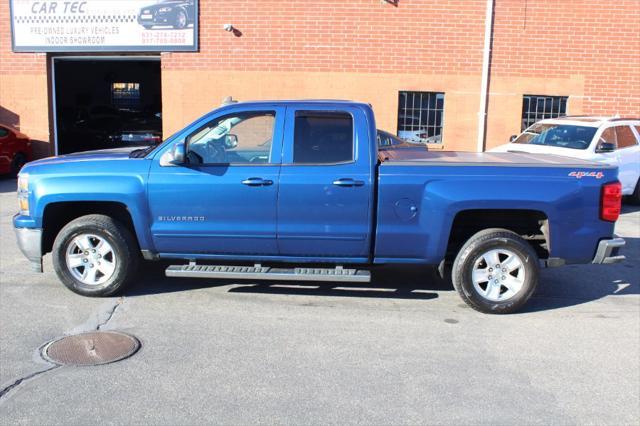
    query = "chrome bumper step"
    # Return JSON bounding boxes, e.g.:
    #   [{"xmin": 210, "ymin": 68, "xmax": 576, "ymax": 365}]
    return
[
  {"xmin": 592, "ymin": 237, "xmax": 626, "ymax": 264},
  {"xmin": 165, "ymin": 264, "xmax": 371, "ymax": 283}
]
